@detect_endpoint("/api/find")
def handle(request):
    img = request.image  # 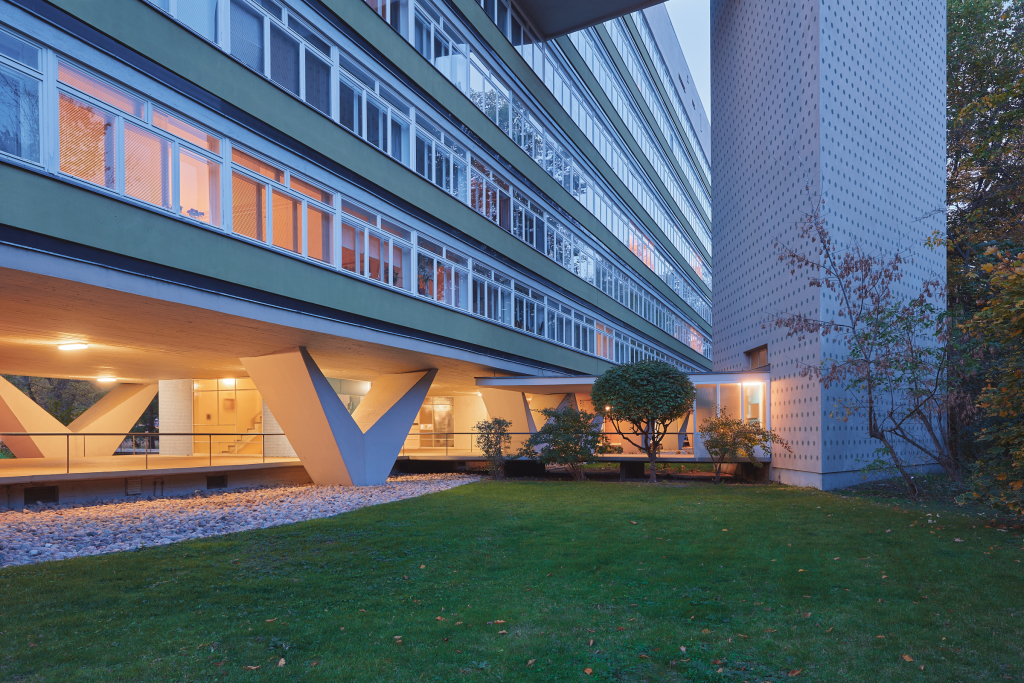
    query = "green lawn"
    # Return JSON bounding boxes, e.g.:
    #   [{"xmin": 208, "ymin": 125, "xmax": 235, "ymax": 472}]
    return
[{"xmin": 2, "ymin": 481, "xmax": 1022, "ymax": 682}]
